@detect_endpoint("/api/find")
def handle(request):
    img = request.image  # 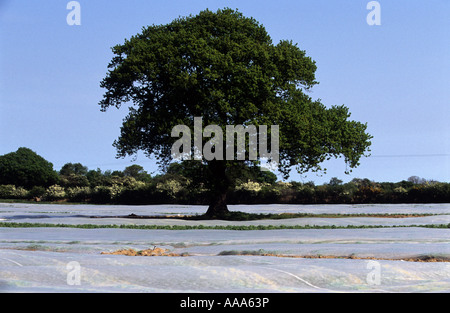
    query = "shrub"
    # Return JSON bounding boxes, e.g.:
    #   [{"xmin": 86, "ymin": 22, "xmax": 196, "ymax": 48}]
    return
[
  {"xmin": 59, "ymin": 174, "xmax": 89, "ymax": 188},
  {"xmin": 294, "ymin": 185, "xmax": 314, "ymax": 203},
  {"xmin": 117, "ymin": 184, "xmax": 151, "ymax": 204},
  {"xmin": 235, "ymin": 180, "xmax": 264, "ymax": 193},
  {"xmin": 354, "ymin": 185, "xmax": 382, "ymax": 203},
  {"xmin": 14, "ymin": 186, "xmax": 28, "ymax": 199},
  {"xmin": 0, "ymin": 185, "xmax": 28, "ymax": 199},
  {"xmin": 156, "ymin": 179, "xmax": 183, "ymax": 199},
  {"xmin": 66, "ymin": 186, "xmax": 90, "ymax": 202},
  {"xmin": 108, "ymin": 176, "xmax": 147, "ymax": 201},
  {"xmin": 109, "ymin": 184, "xmax": 124, "ymax": 200},
  {"xmin": 27, "ymin": 186, "xmax": 46, "ymax": 199},
  {"xmin": 90, "ymin": 186, "xmax": 112, "ymax": 204},
  {"xmin": 43, "ymin": 185, "xmax": 66, "ymax": 201},
  {"xmin": 393, "ymin": 186, "xmax": 408, "ymax": 194},
  {"xmin": 259, "ymin": 185, "xmax": 280, "ymax": 203},
  {"xmin": 409, "ymin": 183, "xmax": 450, "ymax": 203}
]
